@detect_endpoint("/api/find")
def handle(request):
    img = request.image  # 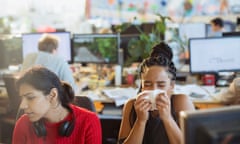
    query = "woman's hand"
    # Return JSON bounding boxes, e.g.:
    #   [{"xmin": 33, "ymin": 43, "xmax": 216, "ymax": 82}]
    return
[
  {"xmin": 134, "ymin": 92, "xmax": 152, "ymax": 123},
  {"xmin": 155, "ymin": 93, "xmax": 172, "ymax": 121}
]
